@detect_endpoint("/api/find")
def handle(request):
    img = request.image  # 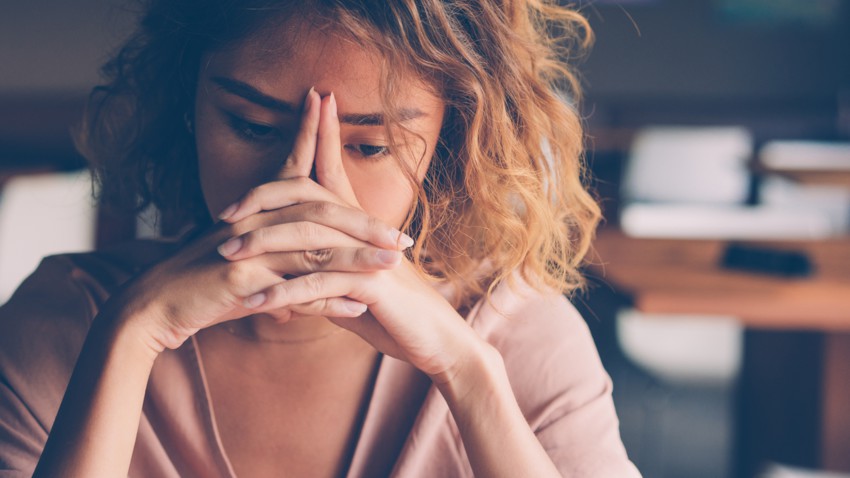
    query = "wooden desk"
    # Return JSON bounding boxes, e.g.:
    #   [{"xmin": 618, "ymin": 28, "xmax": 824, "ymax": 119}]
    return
[
  {"xmin": 767, "ymin": 170, "xmax": 850, "ymax": 188},
  {"xmin": 590, "ymin": 229, "xmax": 850, "ymax": 475}
]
